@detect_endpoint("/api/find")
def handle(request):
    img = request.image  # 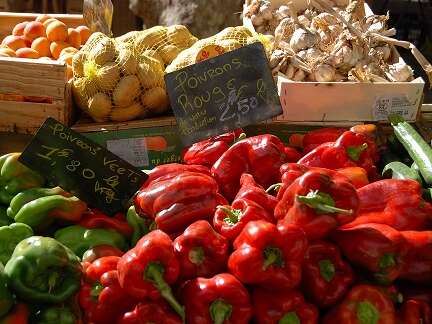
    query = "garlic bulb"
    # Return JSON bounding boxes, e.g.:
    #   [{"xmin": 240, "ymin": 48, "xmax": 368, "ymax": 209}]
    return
[
  {"xmin": 259, "ymin": 4, "xmax": 273, "ymax": 21},
  {"xmin": 269, "ymin": 49, "xmax": 285, "ymax": 68},
  {"xmin": 276, "ymin": 5, "xmax": 290, "ymax": 19},
  {"xmin": 283, "ymin": 64, "xmax": 296, "ymax": 79},
  {"xmin": 293, "ymin": 69, "xmax": 306, "ymax": 81},
  {"xmin": 374, "ymin": 45, "xmax": 391, "ymax": 61},
  {"xmin": 314, "ymin": 63, "xmax": 336, "ymax": 81},
  {"xmin": 298, "ymin": 15, "xmax": 311, "ymax": 27},
  {"xmin": 290, "ymin": 28, "xmax": 320, "ymax": 52},
  {"xmin": 251, "ymin": 14, "xmax": 265, "ymax": 26},
  {"xmin": 386, "ymin": 62, "xmax": 414, "ymax": 82}
]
